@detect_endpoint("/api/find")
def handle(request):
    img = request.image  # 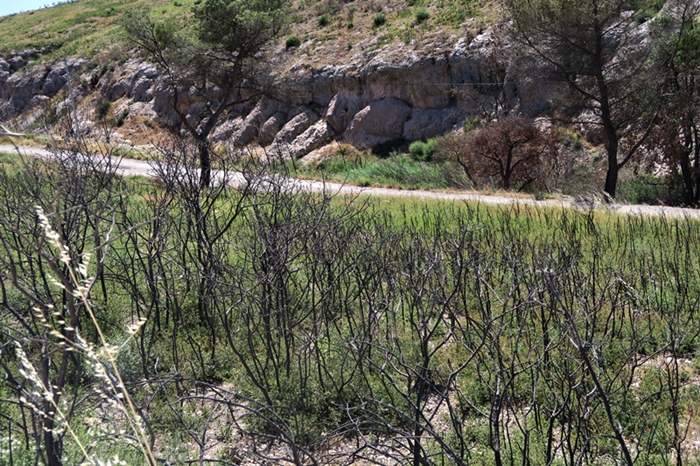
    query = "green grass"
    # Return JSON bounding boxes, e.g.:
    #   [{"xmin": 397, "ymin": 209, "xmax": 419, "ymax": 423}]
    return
[
  {"xmin": 3, "ymin": 151, "xmax": 700, "ymax": 462},
  {"xmin": 0, "ymin": 0, "xmax": 494, "ymax": 58},
  {"xmin": 0, "ymin": 0, "xmax": 193, "ymax": 57},
  {"xmin": 300, "ymin": 151, "xmax": 470, "ymax": 190}
]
